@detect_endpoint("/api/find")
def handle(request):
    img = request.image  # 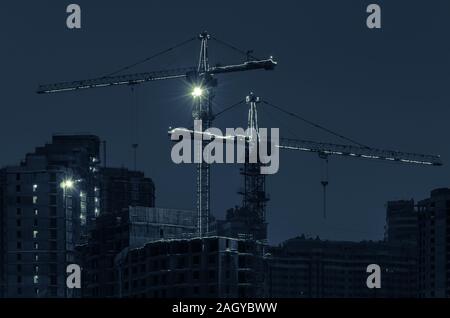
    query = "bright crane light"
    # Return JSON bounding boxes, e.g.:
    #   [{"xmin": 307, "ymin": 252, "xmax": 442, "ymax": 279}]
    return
[{"xmin": 191, "ymin": 86, "xmax": 204, "ymax": 98}]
